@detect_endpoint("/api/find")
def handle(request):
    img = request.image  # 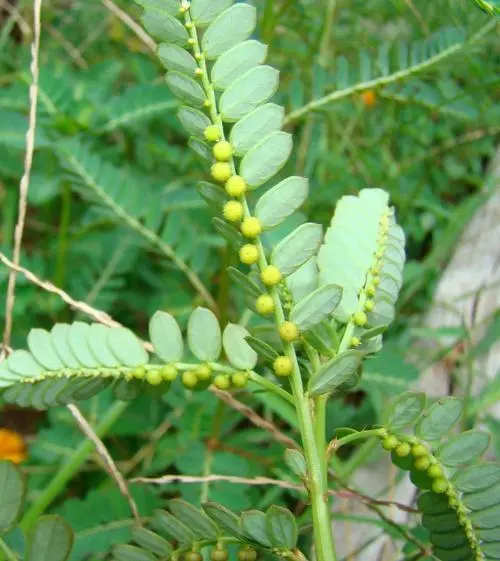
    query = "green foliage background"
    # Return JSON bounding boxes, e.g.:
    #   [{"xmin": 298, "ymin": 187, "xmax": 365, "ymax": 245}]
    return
[{"xmin": 0, "ymin": 0, "xmax": 499, "ymax": 559}]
